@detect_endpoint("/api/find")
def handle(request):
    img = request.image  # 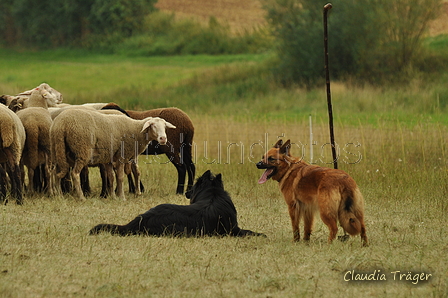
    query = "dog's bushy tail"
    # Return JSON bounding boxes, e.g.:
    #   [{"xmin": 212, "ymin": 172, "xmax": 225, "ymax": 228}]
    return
[
  {"xmin": 90, "ymin": 215, "xmax": 145, "ymax": 236},
  {"xmin": 89, "ymin": 224, "xmax": 129, "ymax": 236},
  {"xmin": 338, "ymin": 188, "xmax": 364, "ymax": 236},
  {"xmin": 232, "ymin": 227, "xmax": 267, "ymax": 238}
]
